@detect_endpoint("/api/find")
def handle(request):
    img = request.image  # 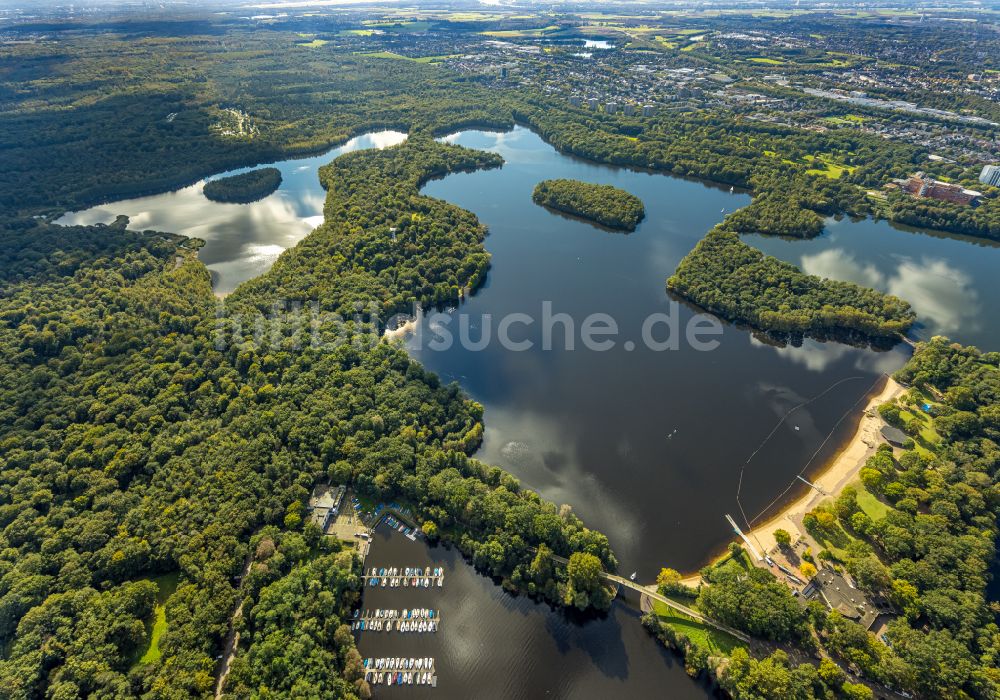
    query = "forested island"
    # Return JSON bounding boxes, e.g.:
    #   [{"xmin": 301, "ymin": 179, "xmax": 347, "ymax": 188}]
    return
[
  {"xmin": 203, "ymin": 167, "xmax": 282, "ymax": 203},
  {"xmin": 531, "ymin": 179, "xmax": 645, "ymax": 231},
  {"xmin": 666, "ymin": 227, "xmax": 915, "ymax": 339}
]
